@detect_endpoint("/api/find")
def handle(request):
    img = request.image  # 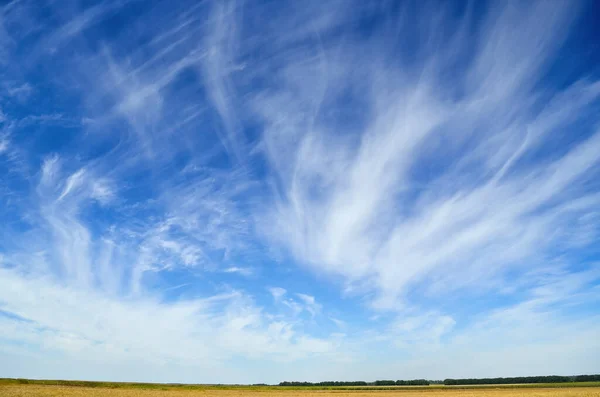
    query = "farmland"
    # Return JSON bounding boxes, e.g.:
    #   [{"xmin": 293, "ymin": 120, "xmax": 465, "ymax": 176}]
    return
[{"xmin": 1, "ymin": 380, "xmax": 600, "ymax": 397}]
